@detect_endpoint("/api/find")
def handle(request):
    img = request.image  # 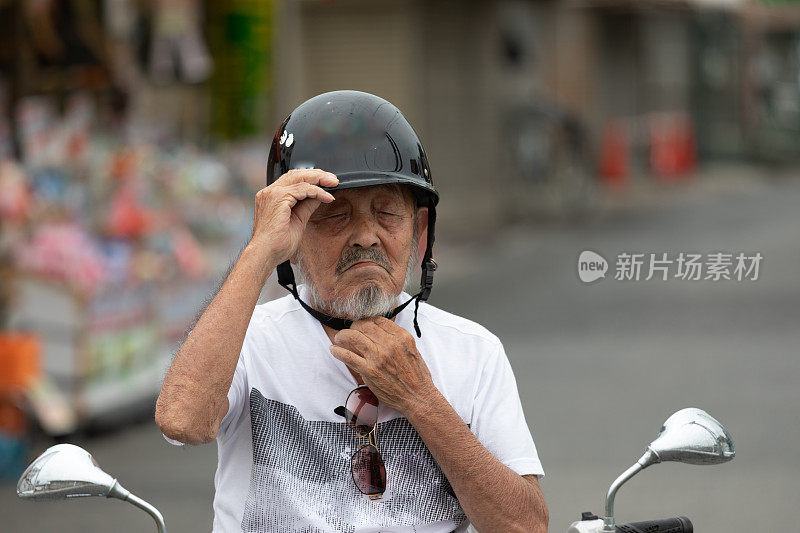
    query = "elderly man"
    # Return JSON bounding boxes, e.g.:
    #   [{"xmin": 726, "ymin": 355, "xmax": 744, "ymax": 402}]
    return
[{"xmin": 155, "ymin": 91, "xmax": 547, "ymax": 533}]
